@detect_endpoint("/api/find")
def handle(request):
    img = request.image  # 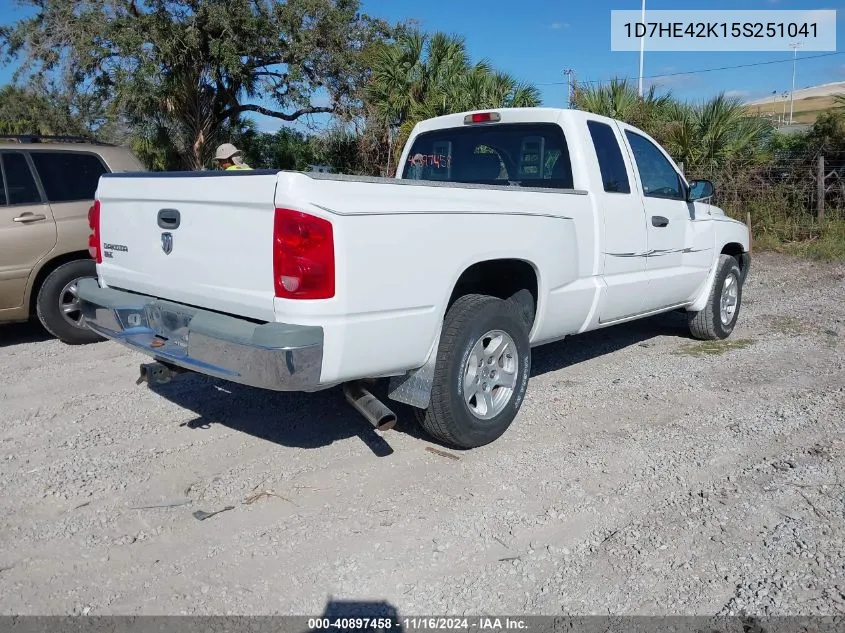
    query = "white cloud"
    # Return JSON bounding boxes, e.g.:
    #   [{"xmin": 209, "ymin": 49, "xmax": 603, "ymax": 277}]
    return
[
  {"xmin": 725, "ymin": 90, "xmax": 751, "ymax": 98},
  {"xmin": 549, "ymin": 22, "xmax": 570, "ymax": 30}
]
